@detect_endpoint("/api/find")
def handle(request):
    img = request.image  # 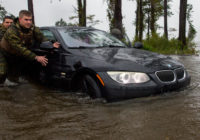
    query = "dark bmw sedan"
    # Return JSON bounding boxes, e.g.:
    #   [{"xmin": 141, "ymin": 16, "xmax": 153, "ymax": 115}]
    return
[{"xmin": 32, "ymin": 26, "xmax": 190, "ymax": 101}]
